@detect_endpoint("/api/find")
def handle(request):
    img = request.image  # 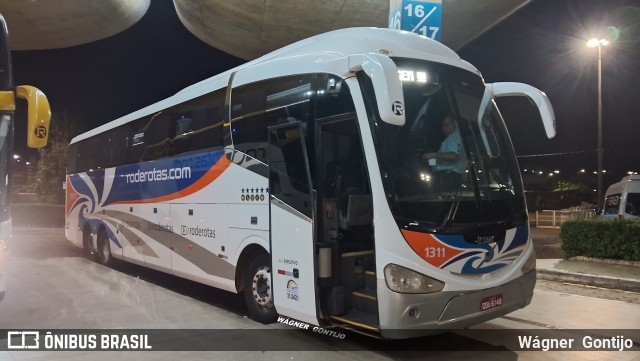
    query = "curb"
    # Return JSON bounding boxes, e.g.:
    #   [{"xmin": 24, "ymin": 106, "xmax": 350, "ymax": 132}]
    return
[
  {"xmin": 537, "ymin": 269, "xmax": 640, "ymax": 292},
  {"xmin": 570, "ymin": 256, "xmax": 640, "ymax": 267}
]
